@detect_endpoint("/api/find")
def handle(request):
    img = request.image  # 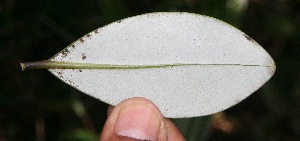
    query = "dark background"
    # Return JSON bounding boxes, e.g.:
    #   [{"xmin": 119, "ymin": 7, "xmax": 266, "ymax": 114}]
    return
[{"xmin": 0, "ymin": 0, "xmax": 299, "ymax": 141}]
